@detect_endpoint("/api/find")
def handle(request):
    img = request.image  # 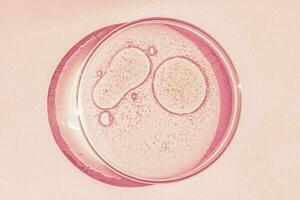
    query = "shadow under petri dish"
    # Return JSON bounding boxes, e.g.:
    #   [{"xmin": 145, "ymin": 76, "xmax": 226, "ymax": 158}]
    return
[{"xmin": 48, "ymin": 18, "xmax": 241, "ymax": 187}]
